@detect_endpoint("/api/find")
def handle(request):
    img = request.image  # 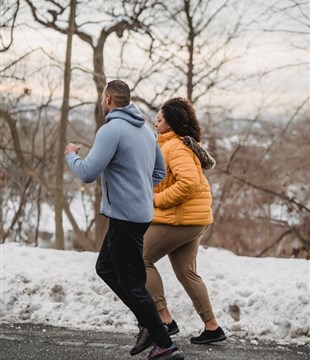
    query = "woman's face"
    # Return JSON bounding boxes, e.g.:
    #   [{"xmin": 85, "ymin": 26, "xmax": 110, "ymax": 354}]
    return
[{"xmin": 155, "ymin": 110, "xmax": 171, "ymax": 135}]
